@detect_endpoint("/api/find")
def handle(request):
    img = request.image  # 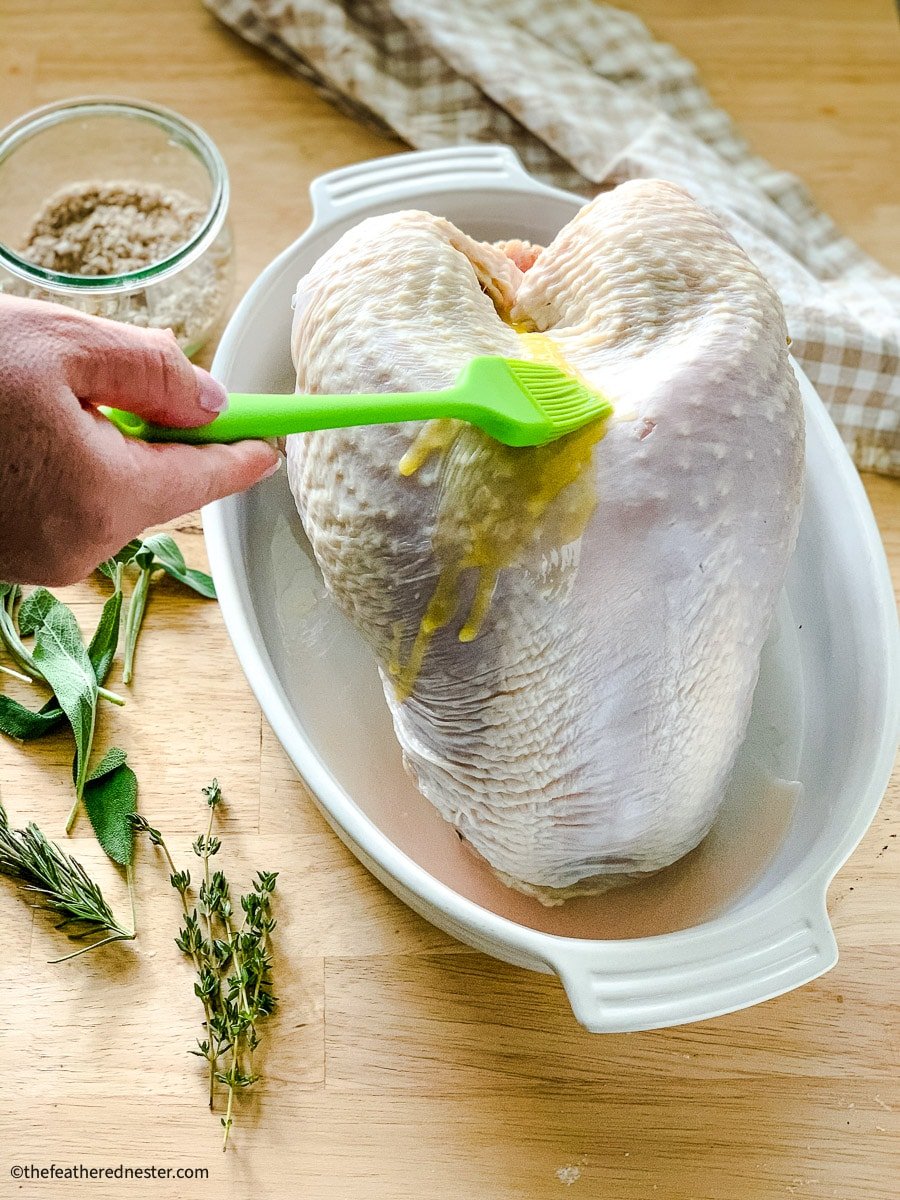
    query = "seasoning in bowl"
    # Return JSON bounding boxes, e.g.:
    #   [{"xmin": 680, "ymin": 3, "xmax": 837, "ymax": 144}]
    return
[
  {"xmin": 21, "ymin": 181, "xmax": 206, "ymax": 275},
  {"xmin": 0, "ymin": 98, "xmax": 235, "ymax": 357},
  {"xmin": 16, "ymin": 180, "xmax": 229, "ymax": 350}
]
